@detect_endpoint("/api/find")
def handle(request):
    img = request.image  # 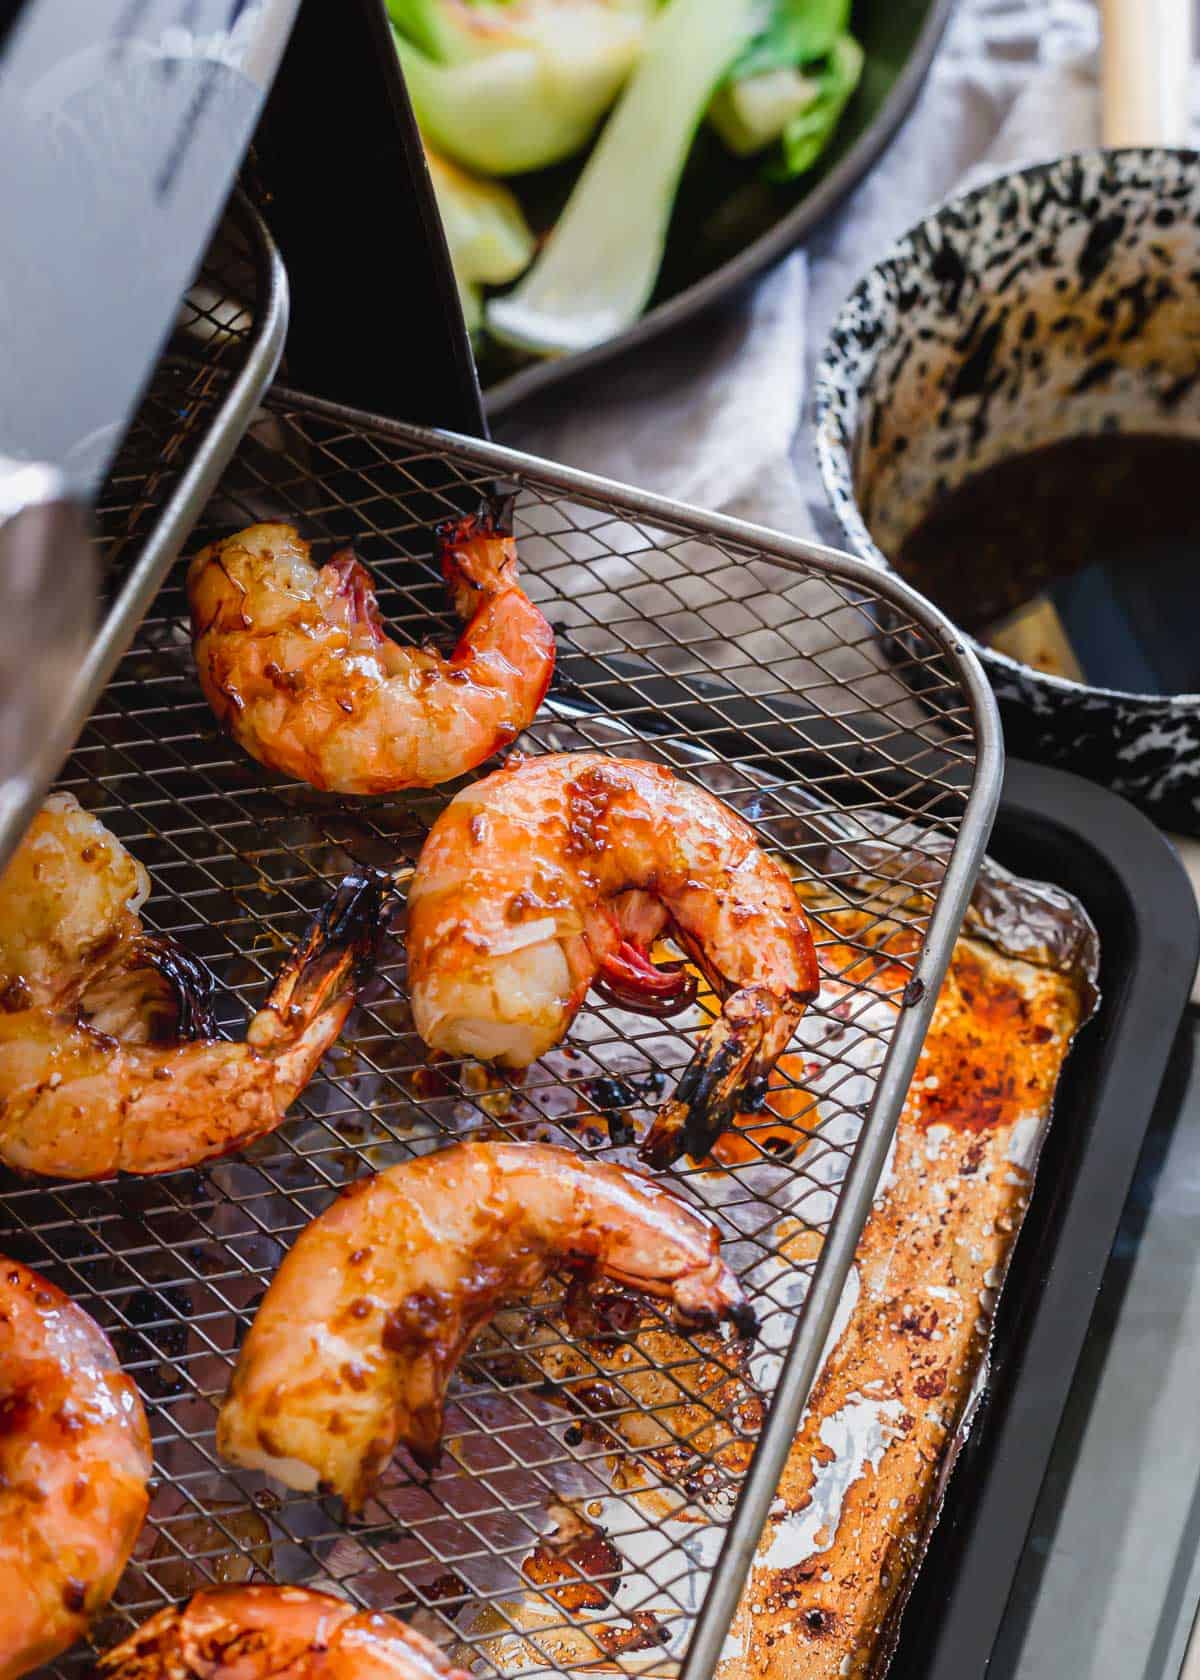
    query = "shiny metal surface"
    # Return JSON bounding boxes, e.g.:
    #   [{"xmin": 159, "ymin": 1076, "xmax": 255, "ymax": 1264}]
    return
[{"xmin": 0, "ymin": 193, "xmax": 287, "ymax": 876}]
